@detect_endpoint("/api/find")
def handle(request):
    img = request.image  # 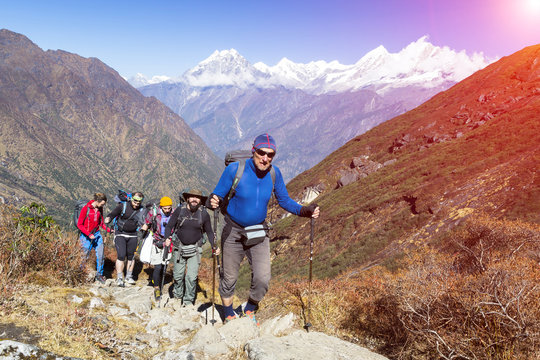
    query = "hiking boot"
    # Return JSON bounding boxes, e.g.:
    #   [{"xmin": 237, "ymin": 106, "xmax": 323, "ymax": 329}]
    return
[
  {"xmin": 125, "ymin": 276, "xmax": 136, "ymax": 285},
  {"xmin": 116, "ymin": 277, "xmax": 124, "ymax": 287},
  {"xmin": 95, "ymin": 274, "xmax": 106, "ymax": 284},
  {"xmin": 154, "ymin": 289, "xmax": 161, "ymax": 301},
  {"xmin": 224, "ymin": 314, "xmax": 237, "ymax": 324},
  {"xmin": 245, "ymin": 310, "xmax": 260, "ymax": 326}
]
